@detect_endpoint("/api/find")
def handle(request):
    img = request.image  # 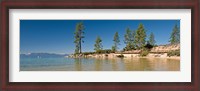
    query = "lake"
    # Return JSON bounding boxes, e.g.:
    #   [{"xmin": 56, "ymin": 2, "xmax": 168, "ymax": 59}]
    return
[{"xmin": 20, "ymin": 57, "xmax": 180, "ymax": 71}]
